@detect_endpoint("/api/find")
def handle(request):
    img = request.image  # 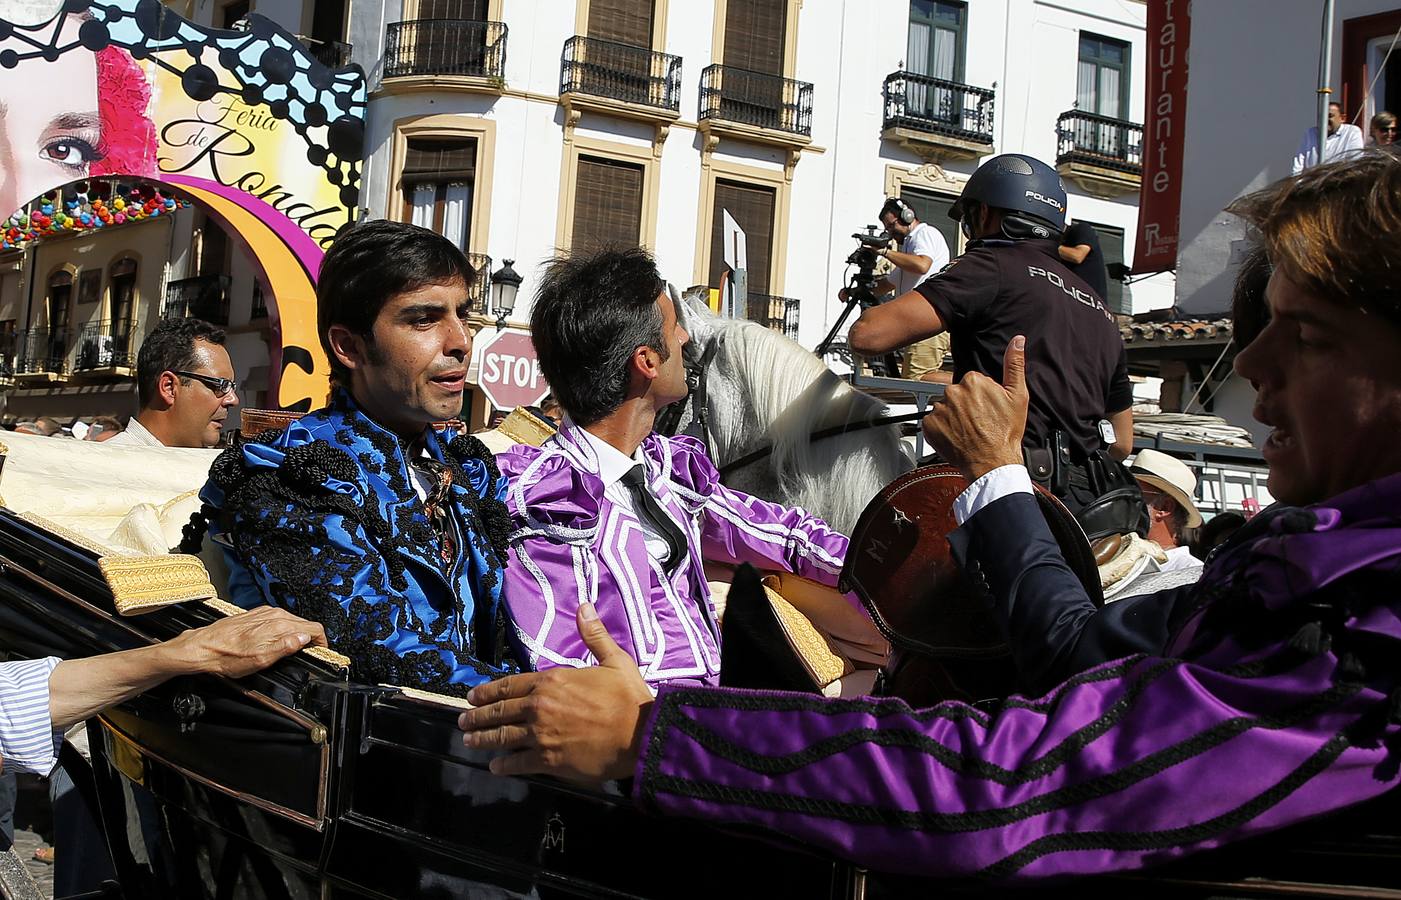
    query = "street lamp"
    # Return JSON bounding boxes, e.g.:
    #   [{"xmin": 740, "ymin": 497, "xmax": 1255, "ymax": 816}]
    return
[{"xmin": 490, "ymin": 259, "xmax": 521, "ymax": 330}]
